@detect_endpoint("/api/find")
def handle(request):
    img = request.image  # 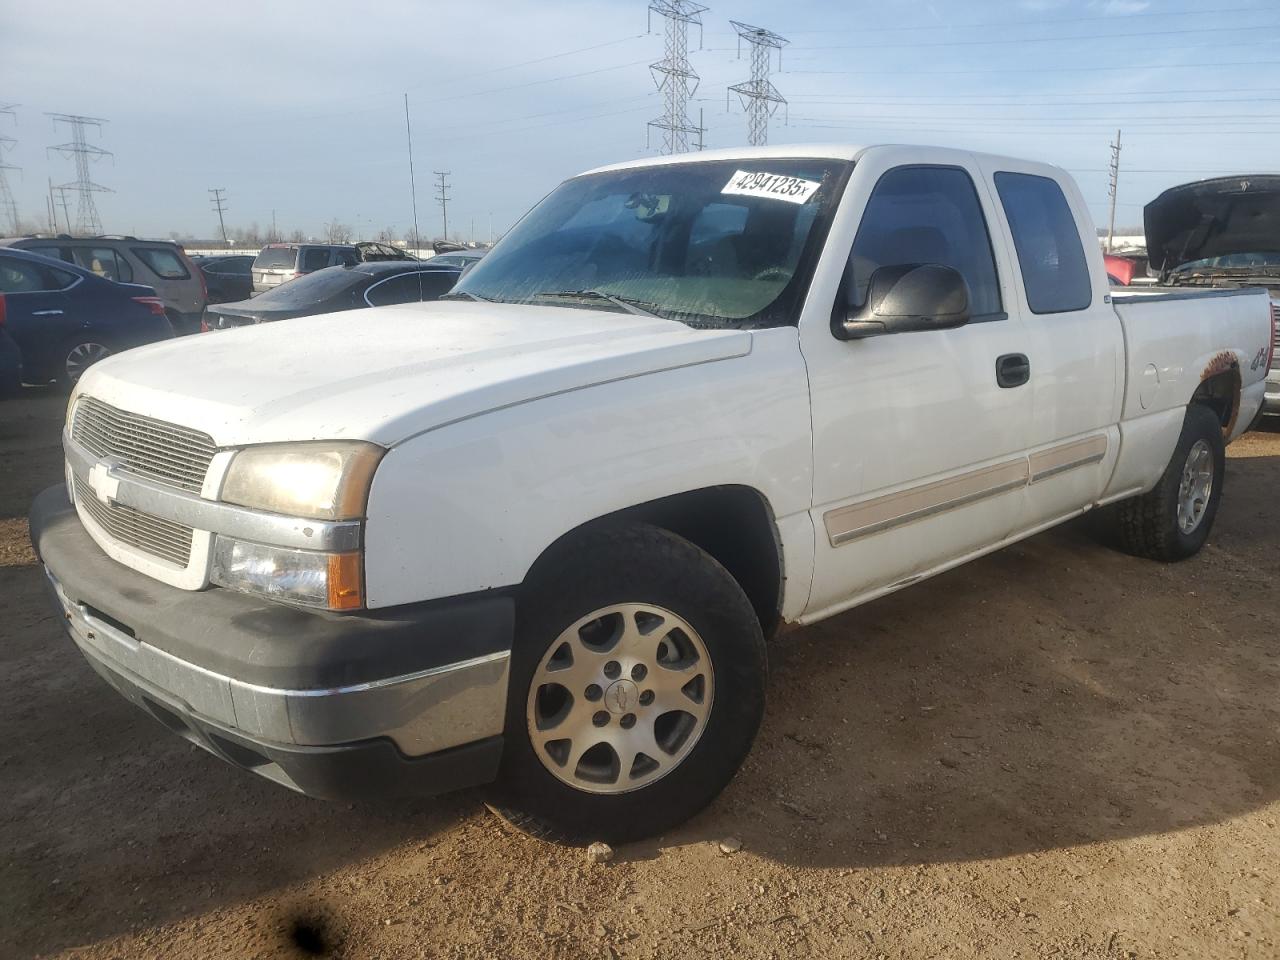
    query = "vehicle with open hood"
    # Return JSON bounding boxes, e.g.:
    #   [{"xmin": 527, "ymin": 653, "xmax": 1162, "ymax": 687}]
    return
[
  {"xmin": 29, "ymin": 145, "xmax": 1275, "ymax": 843},
  {"xmin": 1145, "ymin": 175, "xmax": 1280, "ymax": 416}
]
